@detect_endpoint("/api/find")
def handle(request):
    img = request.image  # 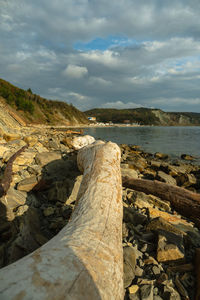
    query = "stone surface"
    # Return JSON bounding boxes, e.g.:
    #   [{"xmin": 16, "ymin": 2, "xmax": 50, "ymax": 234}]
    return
[
  {"xmin": 157, "ymin": 171, "xmax": 177, "ymax": 186},
  {"xmin": 123, "ymin": 246, "xmax": 137, "ymax": 288},
  {"xmin": 157, "ymin": 230, "xmax": 185, "ymax": 262},
  {"xmin": 17, "ymin": 176, "xmax": 38, "ymax": 192},
  {"xmin": 121, "ymin": 168, "xmax": 138, "ymax": 179},
  {"xmin": 35, "ymin": 151, "xmax": 62, "ymax": 166},
  {"xmin": 140, "ymin": 284, "xmax": 154, "ymax": 300}
]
